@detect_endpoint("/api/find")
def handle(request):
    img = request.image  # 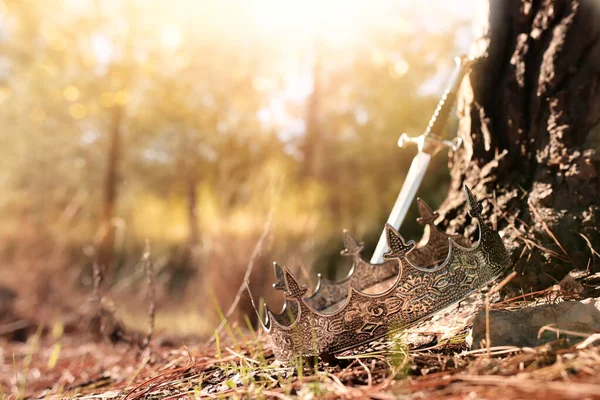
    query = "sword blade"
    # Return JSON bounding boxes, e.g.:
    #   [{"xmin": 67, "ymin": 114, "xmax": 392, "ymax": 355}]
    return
[{"xmin": 370, "ymin": 151, "xmax": 431, "ymax": 264}]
